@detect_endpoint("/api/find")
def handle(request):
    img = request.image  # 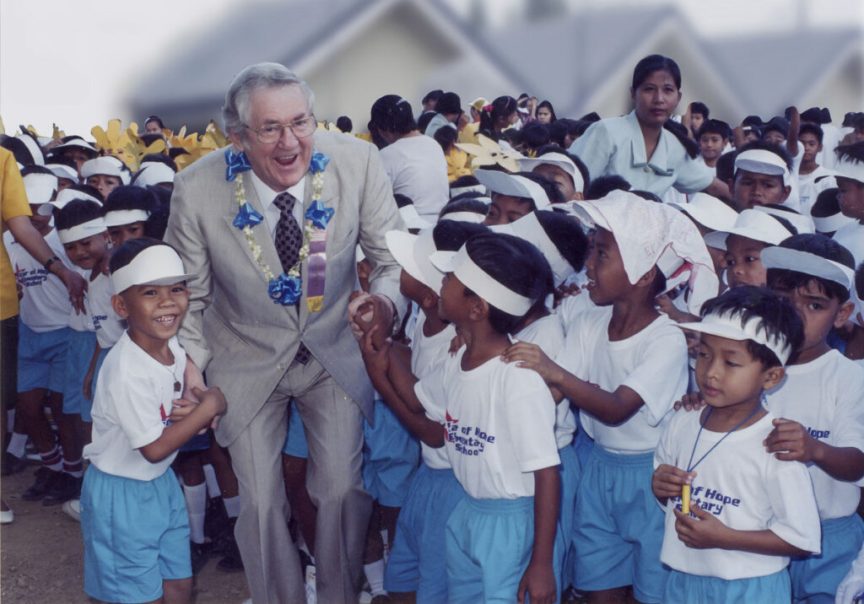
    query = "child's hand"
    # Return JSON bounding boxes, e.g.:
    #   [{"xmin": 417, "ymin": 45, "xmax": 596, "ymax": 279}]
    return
[
  {"xmin": 517, "ymin": 560, "xmax": 556, "ymax": 604},
  {"xmin": 674, "ymin": 503, "xmax": 730, "ymax": 549},
  {"xmin": 448, "ymin": 331, "xmax": 466, "ymax": 356},
  {"xmin": 501, "ymin": 341, "xmax": 562, "ymax": 386},
  {"xmin": 193, "ymin": 386, "xmax": 227, "ymax": 418},
  {"xmin": 652, "ymin": 464, "xmax": 694, "ymax": 501},
  {"xmin": 359, "ymin": 325, "xmax": 390, "ymax": 378},
  {"xmin": 764, "ymin": 418, "xmax": 818, "ymax": 463},
  {"xmin": 673, "ymin": 392, "xmax": 705, "ymax": 412},
  {"xmin": 169, "ymin": 398, "xmax": 198, "ymax": 422},
  {"xmin": 554, "ymin": 282, "xmax": 581, "ymax": 306}
]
